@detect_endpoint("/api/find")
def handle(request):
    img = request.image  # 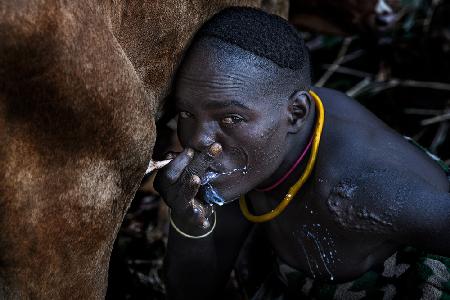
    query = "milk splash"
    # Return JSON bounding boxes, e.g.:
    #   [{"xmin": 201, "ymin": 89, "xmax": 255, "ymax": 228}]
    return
[{"xmin": 296, "ymin": 224, "xmax": 338, "ymax": 281}]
